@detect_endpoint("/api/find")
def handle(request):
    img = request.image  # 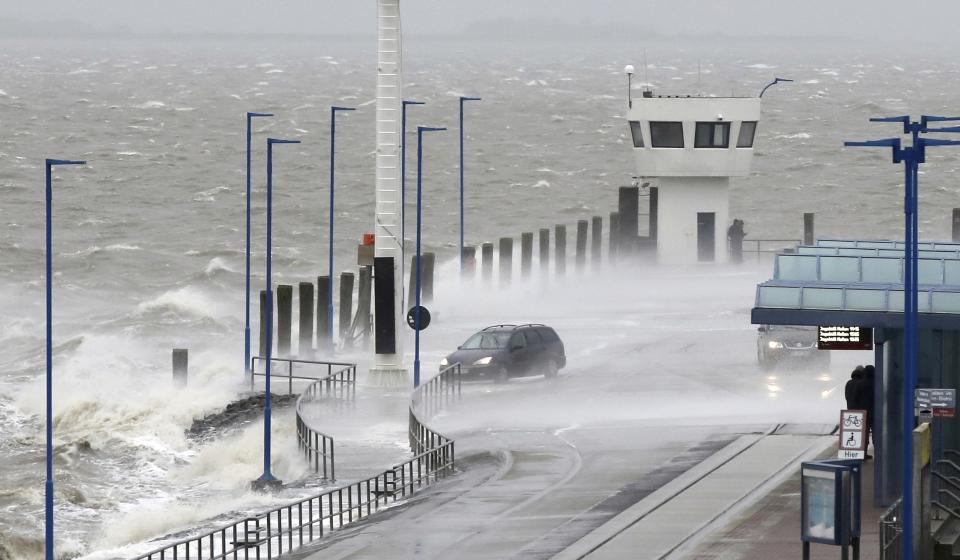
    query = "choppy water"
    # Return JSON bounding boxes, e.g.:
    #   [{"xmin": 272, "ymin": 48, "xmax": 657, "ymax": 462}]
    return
[{"xmin": 3, "ymin": 33, "xmax": 960, "ymax": 558}]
